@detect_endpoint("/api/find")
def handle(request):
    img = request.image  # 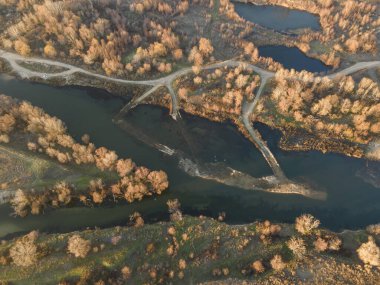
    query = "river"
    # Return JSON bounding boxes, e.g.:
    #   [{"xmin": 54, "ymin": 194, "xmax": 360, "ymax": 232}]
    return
[{"xmin": 0, "ymin": 74, "xmax": 379, "ymax": 238}]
